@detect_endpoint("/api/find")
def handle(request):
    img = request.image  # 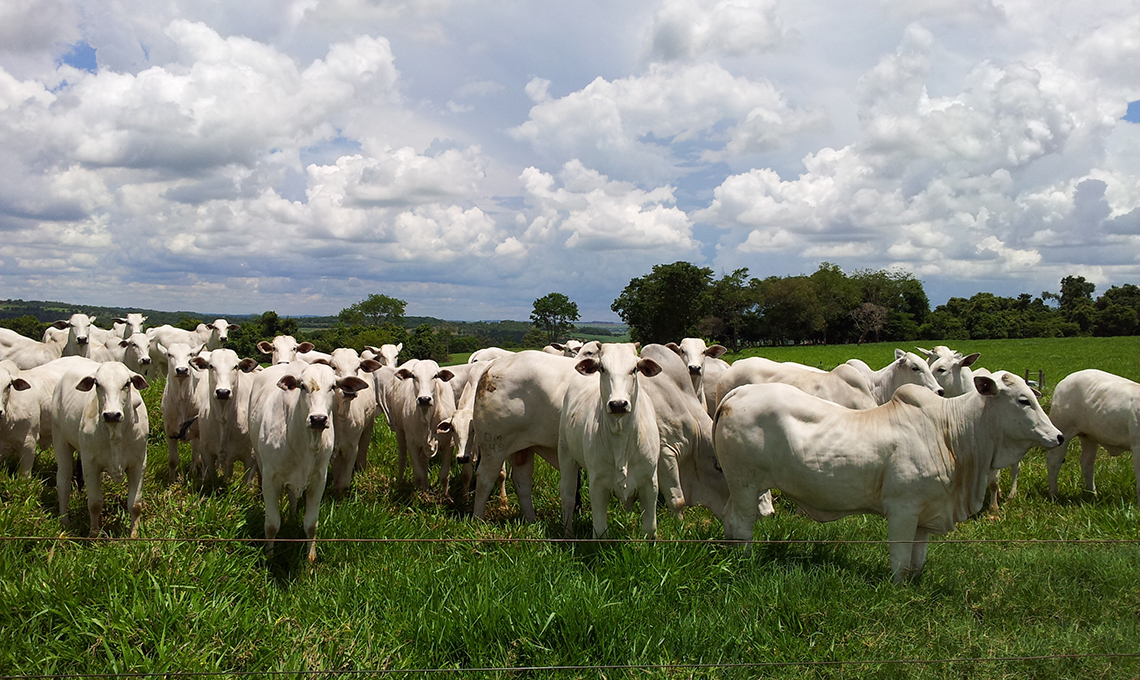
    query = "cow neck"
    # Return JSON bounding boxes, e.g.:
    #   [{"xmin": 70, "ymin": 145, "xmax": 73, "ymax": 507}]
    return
[
  {"xmin": 934, "ymin": 392, "xmax": 996, "ymax": 522},
  {"xmin": 866, "ymin": 363, "xmax": 903, "ymax": 404}
]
